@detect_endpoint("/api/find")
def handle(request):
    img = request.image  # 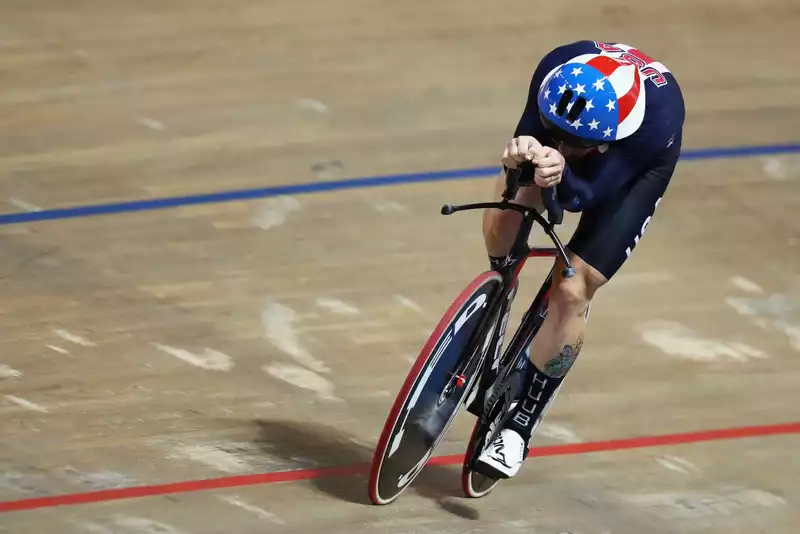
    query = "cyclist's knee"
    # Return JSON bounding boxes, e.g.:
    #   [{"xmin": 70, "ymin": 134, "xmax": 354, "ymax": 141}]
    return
[
  {"xmin": 550, "ymin": 274, "xmax": 590, "ymax": 316},
  {"xmin": 549, "ymin": 255, "xmax": 606, "ymax": 316}
]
